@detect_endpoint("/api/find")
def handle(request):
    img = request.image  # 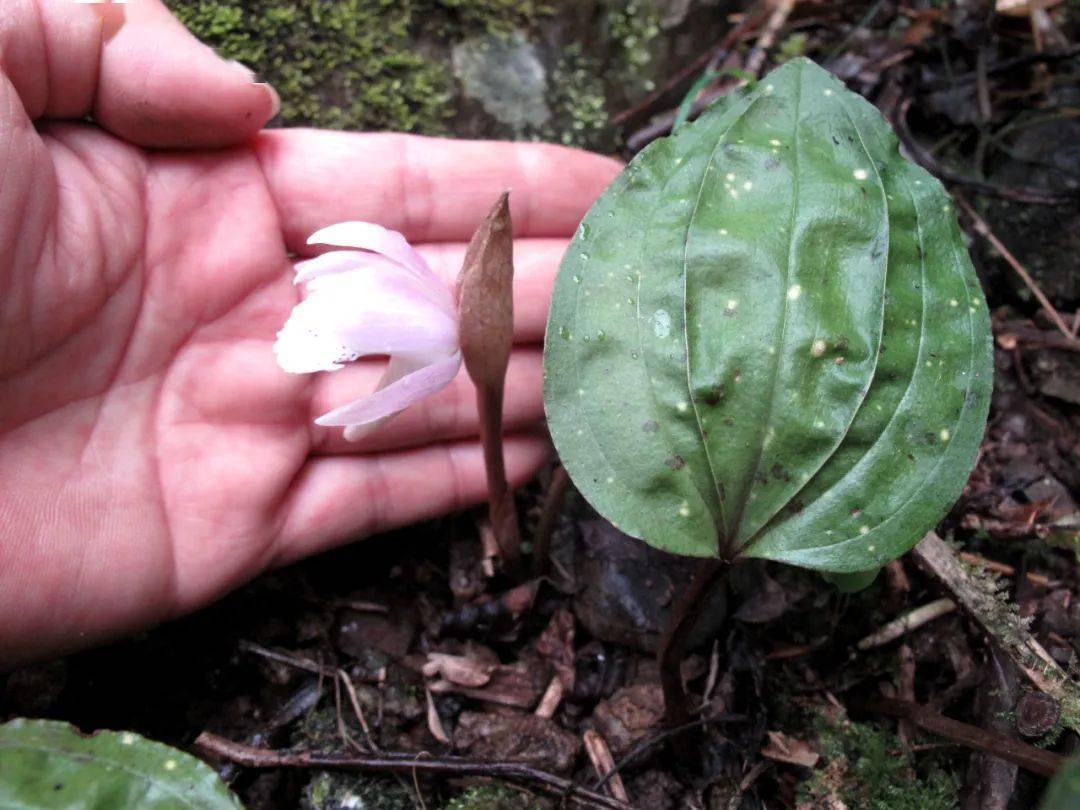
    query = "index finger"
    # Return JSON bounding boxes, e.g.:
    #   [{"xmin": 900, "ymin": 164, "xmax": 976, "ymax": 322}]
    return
[{"xmin": 253, "ymin": 130, "xmax": 621, "ymax": 250}]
